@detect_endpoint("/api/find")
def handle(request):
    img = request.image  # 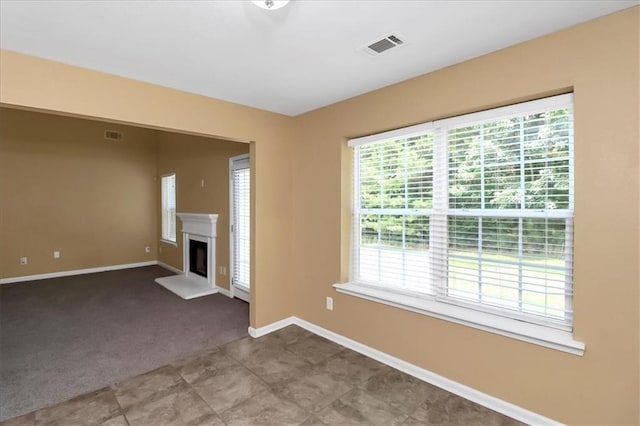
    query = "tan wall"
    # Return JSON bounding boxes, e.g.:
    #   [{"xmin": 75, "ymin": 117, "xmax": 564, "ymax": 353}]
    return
[
  {"xmin": 0, "ymin": 50, "xmax": 296, "ymax": 329},
  {"xmin": 0, "ymin": 6, "xmax": 638, "ymax": 424},
  {"xmin": 0, "ymin": 108, "xmax": 158, "ymax": 278},
  {"xmin": 156, "ymin": 132, "xmax": 249, "ymax": 290},
  {"xmin": 292, "ymin": 7, "xmax": 639, "ymax": 425}
]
